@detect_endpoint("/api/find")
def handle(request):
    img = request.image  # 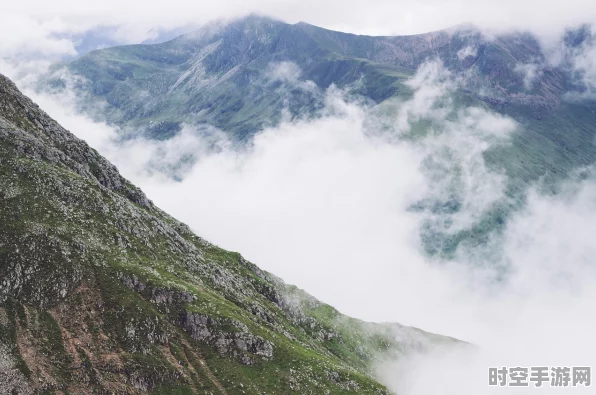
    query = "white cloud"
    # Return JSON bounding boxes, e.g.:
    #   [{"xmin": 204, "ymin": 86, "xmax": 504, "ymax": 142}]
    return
[
  {"xmin": 0, "ymin": 14, "xmax": 76, "ymax": 58},
  {"xmin": 457, "ymin": 45, "xmax": 478, "ymax": 60},
  {"xmin": 378, "ymin": 177, "xmax": 596, "ymax": 394},
  {"xmin": 538, "ymin": 24, "xmax": 596, "ymax": 99},
  {"xmin": 565, "ymin": 27, "xmax": 596, "ymax": 100},
  {"xmin": 266, "ymin": 61, "xmax": 304, "ymax": 84},
  {"xmin": 514, "ymin": 62, "xmax": 543, "ymax": 90},
  {"xmin": 2, "ymin": 0, "xmax": 596, "ymax": 61},
  {"xmin": 394, "ymin": 60, "xmax": 455, "ymax": 132}
]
